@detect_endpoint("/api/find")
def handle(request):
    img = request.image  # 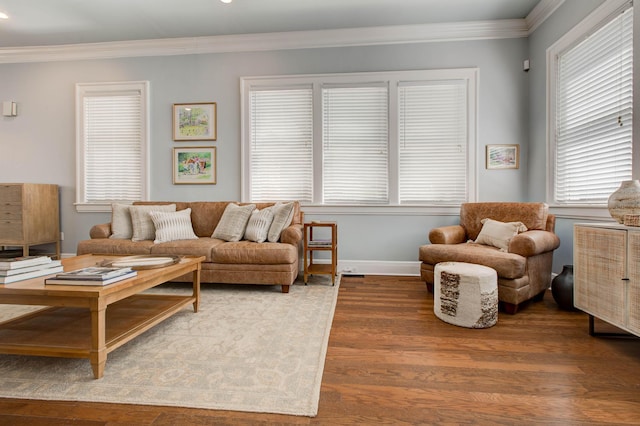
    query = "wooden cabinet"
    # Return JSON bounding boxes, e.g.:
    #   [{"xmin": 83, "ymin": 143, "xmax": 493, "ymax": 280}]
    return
[
  {"xmin": 303, "ymin": 222, "xmax": 337, "ymax": 285},
  {"xmin": 574, "ymin": 223, "xmax": 639, "ymax": 337},
  {"xmin": 0, "ymin": 183, "xmax": 60, "ymax": 259}
]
